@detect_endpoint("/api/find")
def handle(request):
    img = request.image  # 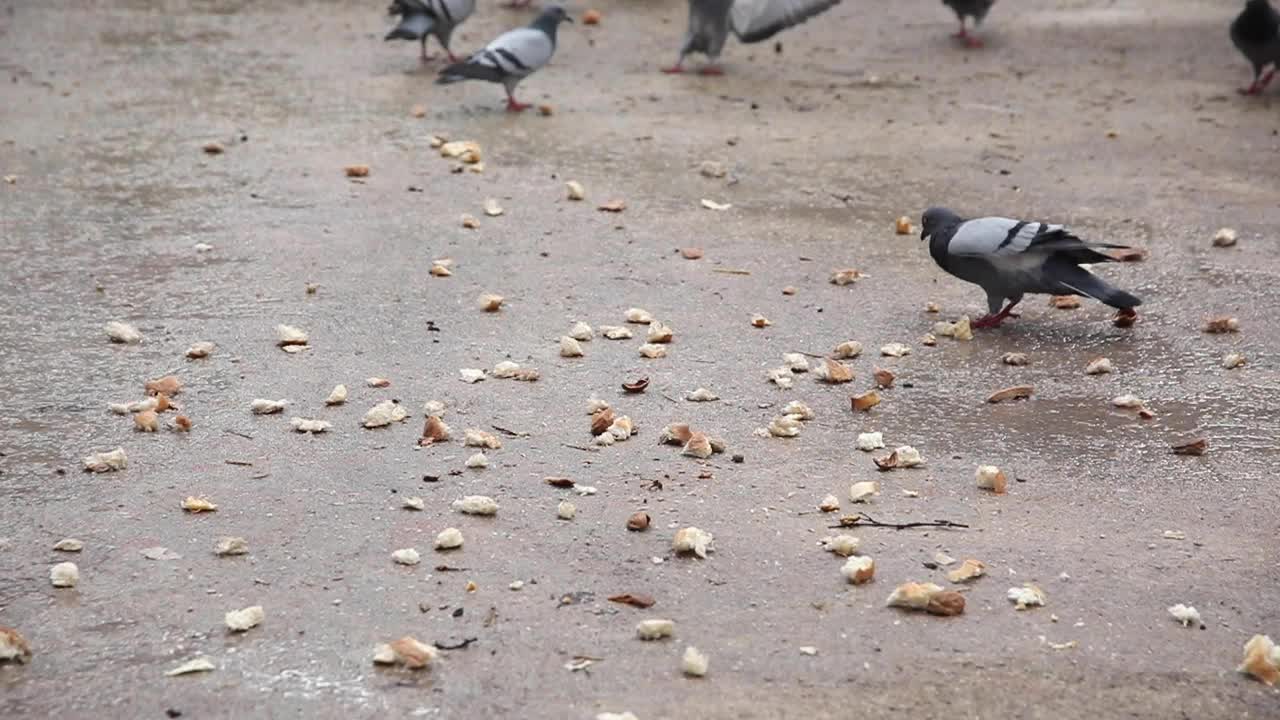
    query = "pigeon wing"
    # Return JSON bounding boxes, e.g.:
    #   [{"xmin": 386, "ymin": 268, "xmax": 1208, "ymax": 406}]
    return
[
  {"xmin": 729, "ymin": 0, "xmax": 843, "ymax": 44},
  {"xmin": 477, "ymin": 27, "xmax": 554, "ymax": 78},
  {"xmin": 950, "ymin": 218, "xmax": 1128, "ymax": 265}
]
